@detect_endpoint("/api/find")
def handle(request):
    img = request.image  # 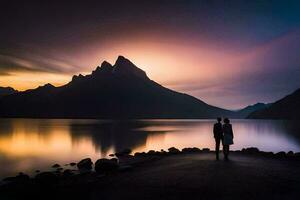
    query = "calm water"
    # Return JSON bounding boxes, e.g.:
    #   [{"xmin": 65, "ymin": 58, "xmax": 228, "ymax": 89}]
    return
[{"xmin": 0, "ymin": 118, "xmax": 300, "ymax": 178}]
